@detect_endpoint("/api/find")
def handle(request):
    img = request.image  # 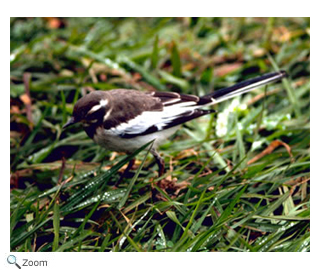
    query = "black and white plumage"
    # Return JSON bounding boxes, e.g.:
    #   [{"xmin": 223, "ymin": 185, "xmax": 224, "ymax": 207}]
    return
[{"xmin": 63, "ymin": 70, "xmax": 287, "ymax": 175}]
